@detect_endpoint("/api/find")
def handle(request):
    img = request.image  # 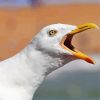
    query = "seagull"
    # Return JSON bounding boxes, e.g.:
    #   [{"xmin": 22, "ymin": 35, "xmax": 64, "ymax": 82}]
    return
[{"xmin": 0, "ymin": 23, "xmax": 98, "ymax": 100}]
